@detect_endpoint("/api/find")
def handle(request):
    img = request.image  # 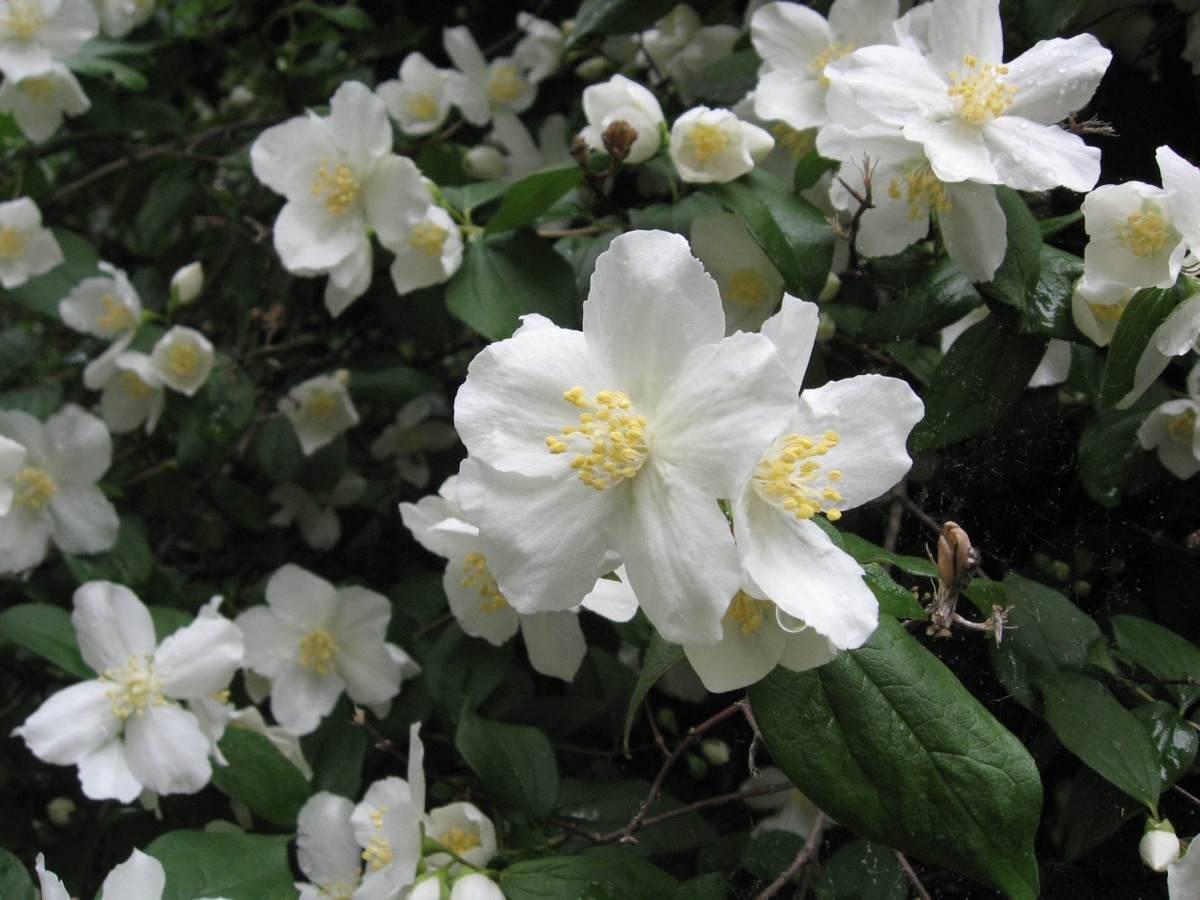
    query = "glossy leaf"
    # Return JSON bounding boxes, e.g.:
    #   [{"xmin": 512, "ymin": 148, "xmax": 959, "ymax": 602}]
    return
[
  {"xmin": 1097, "ymin": 285, "xmax": 1181, "ymax": 409},
  {"xmin": 456, "ymin": 709, "xmax": 560, "ymax": 822},
  {"xmin": 500, "ymin": 847, "xmax": 678, "ymax": 899},
  {"xmin": 863, "ymin": 563, "xmax": 926, "ymax": 619},
  {"xmin": 570, "ymin": 0, "xmax": 682, "ymax": 42},
  {"xmin": 974, "ymin": 187, "xmax": 1042, "ymax": 308},
  {"xmin": 0, "ymin": 603, "xmax": 92, "ymax": 679},
  {"xmin": 485, "ymin": 166, "xmax": 583, "ymax": 234},
  {"xmin": 1132, "ymin": 701, "xmax": 1198, "ymax": 789},
  {"xmin": 857, "ymin": 257, "xmax": 981, "ymax": 343},
  {"xmin": 1111, "ymin": 614, "xmax": 1200, "ymax": 710},
  {"xmin": 1078, "ymin": 391, "xmax": 1166, "ymax": 507},
  {"xmin": 0, "ymin": 848, "xmax": 34, "ymax": 900},
  {"xmin": 211, "ymin": 727, "xmax": 311, "ymax": 829}
]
